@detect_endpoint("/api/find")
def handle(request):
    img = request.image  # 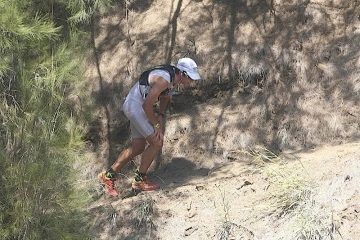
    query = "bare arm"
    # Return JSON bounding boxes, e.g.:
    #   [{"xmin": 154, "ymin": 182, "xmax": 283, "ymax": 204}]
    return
[
  {"xmin": 159, "ymin": 94, "xmax": 170, "ymax": 115},
  {"xmin": 142, "ymin": 75, "xmax": 169, "ymax": 126}
]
